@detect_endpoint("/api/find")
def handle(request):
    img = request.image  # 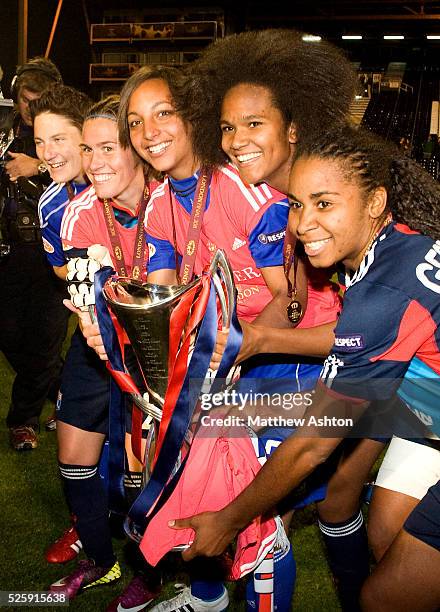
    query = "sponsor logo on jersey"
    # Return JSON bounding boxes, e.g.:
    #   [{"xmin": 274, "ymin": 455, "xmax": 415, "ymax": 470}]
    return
[
  {"xmin": 62, "ymin": 241, "xmax": 73, "ymax": 251},
  {"xmin": 233, "ymin": 266, "xmax": 261, "ymax": 282},
  {"xmin": 320, "ymin": 354, "xmax": 344, "ymax": 387},
  {"xmin": 232, "ymin": 238, "xmax": 246, "ymax": 251},
  {"xmin": 334, "ymin": 334, "xmax": 365, "ymax": 352},
  {"xmin": 258, "ymin": 229, "xmax": 286, "ymax": 245},
  {"xmin": 42, "ymin": 237, "xmax": 54, "ymax": 254},
  {"xmin": 232, "ymin": 237, "xmax": 247, "ymax": 251},
  {"xmin": 416, "ymin": 240, "xmax": 440, "ymax": 294},
  {"xmin": 148, "ymin": 243, "xmax": 156, "ymax": 258},
  {"xmin": 237, "ymin": 284, "xmax": 260, "ymax": 301}
]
